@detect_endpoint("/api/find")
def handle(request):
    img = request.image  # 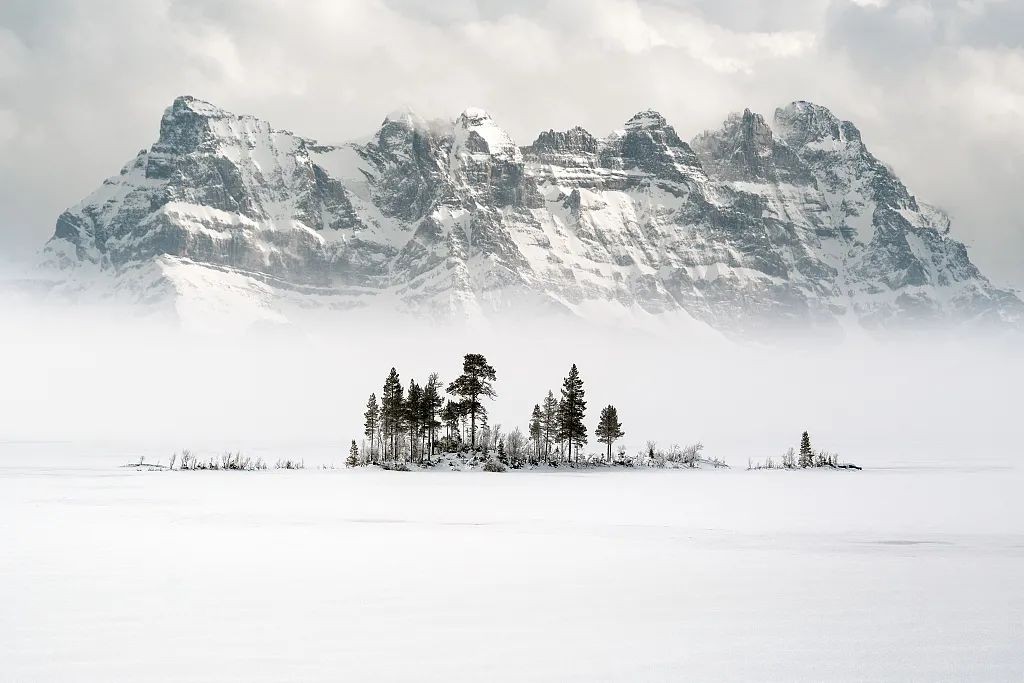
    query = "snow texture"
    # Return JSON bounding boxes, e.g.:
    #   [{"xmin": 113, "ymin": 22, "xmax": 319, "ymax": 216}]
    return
[
  {"xmin": 41, "ymin": 96, "xmax": 1023, "ymax": 338},
  {"xmin": 1, "ymin": 443, "xmax": 1021, "ymax": 682}
]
